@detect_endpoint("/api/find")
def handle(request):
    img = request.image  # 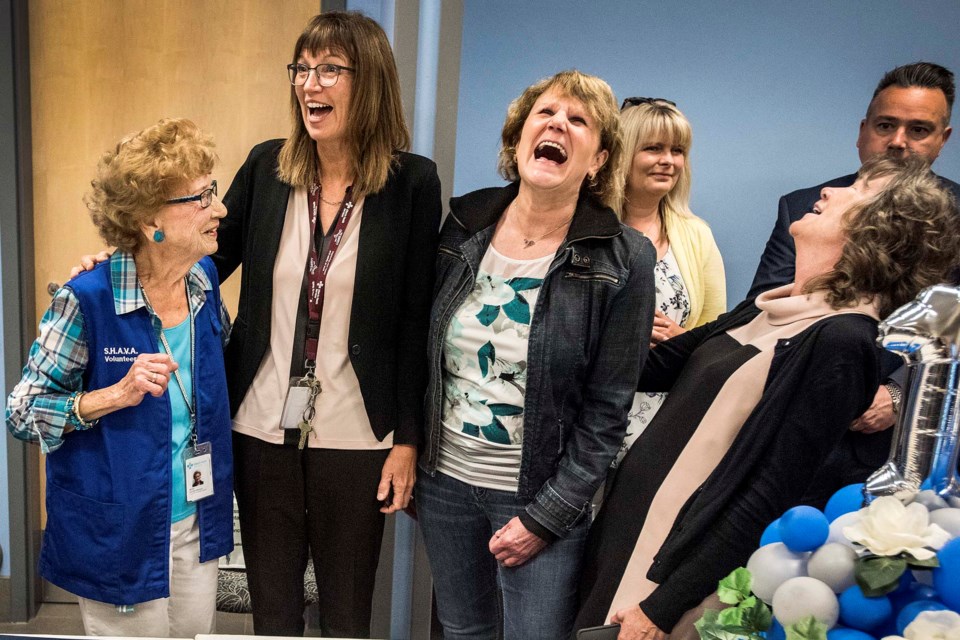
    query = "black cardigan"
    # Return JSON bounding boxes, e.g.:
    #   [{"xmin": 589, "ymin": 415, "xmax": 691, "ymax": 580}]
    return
[
  {"xmin": 214, "ymin": 140, "xmax": 442, "ymax": 446},
  {"xmin": 638, "ymin": 299, "xmax": 881, "ymax": 631}
]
